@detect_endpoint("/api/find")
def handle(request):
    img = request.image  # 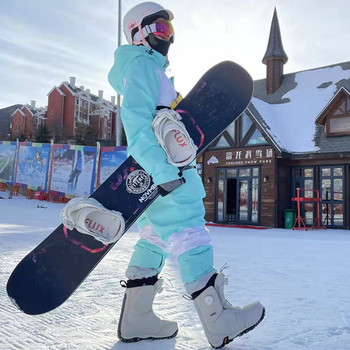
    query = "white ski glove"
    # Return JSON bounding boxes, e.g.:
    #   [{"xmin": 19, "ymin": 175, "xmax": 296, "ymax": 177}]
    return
[{"xmin": 152, "ymin": 108, "xmax": 197, "ymax": 167}]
